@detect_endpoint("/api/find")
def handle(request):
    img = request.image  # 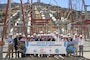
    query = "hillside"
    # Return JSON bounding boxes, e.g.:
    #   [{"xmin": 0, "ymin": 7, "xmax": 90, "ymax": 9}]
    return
[
  {"xmin": 0, "ymin": 2, "xmax": 88, "ymax": 23},
  {"xmin": 0, "ymin": 2, "xmax": 19, "ymax": 9}
]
